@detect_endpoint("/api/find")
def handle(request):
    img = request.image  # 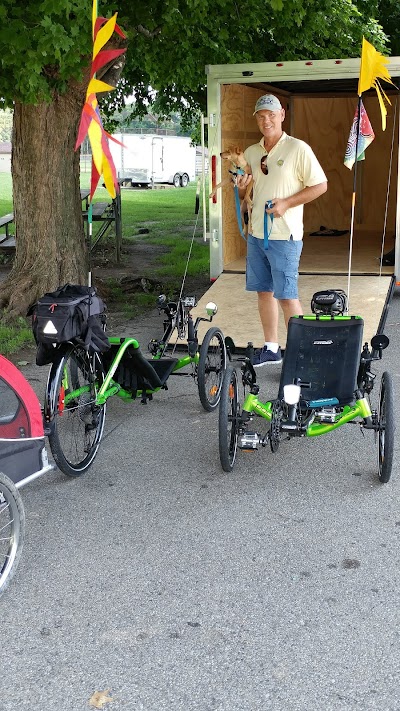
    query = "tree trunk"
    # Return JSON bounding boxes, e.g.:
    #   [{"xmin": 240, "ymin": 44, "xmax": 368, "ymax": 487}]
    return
[{"xmin": 0, "ymin": 81, "xmax": 89, "ymax": 317}]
